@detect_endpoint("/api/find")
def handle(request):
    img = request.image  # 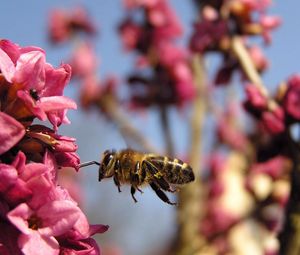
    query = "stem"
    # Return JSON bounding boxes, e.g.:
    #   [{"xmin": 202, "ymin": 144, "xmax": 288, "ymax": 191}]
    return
[
  {"xmin": 231, "ymin": 36, "xmax": 280, "ymax": 111},
  {"xmin": 97, "ymin": 95, "xmax": 157, "ymax": 153},
  {"xmin": 174, "ymin": 54, "xmax": 207, "ymax": 255},
  {"xmin": 231, "ymin": 37, "xmax": 268, "ymax": 97},
  {"xmin": 279, "ymin": 133, "xmax": 300, "ymax": 255},
  {"xmin": 160, "ymin": 106, "xmax": 174, "ymax": 157}
]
